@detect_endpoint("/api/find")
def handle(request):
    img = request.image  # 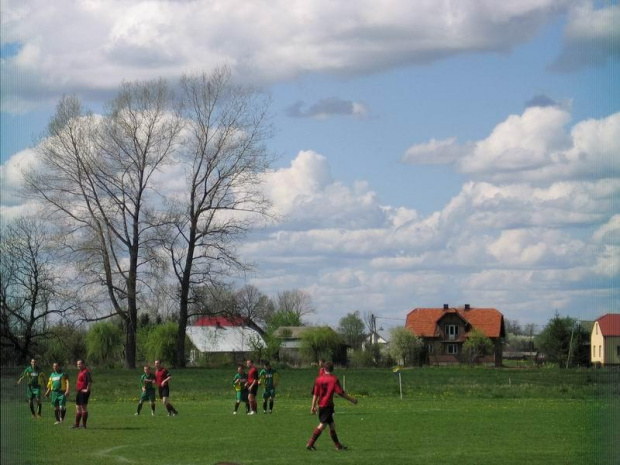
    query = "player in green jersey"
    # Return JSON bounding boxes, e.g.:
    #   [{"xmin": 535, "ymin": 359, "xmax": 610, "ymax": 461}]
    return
[
  {"xmin": 232, "ymin": 364, "xmax": 249, "ymax": 415},
  {"xmin": 259, "ymin": 360, "xmax": 279, "ymax": 414},
  {"xmin": 44, "ymin": 362, "xmax": 69, "ymax": 425},
  {"xmin": 136, "ymin": 364, "xmax": 156, "ymax": 415},
  {"xmin": 17, "ymin": 358, "xmax": 46, "ymax": 419}
]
